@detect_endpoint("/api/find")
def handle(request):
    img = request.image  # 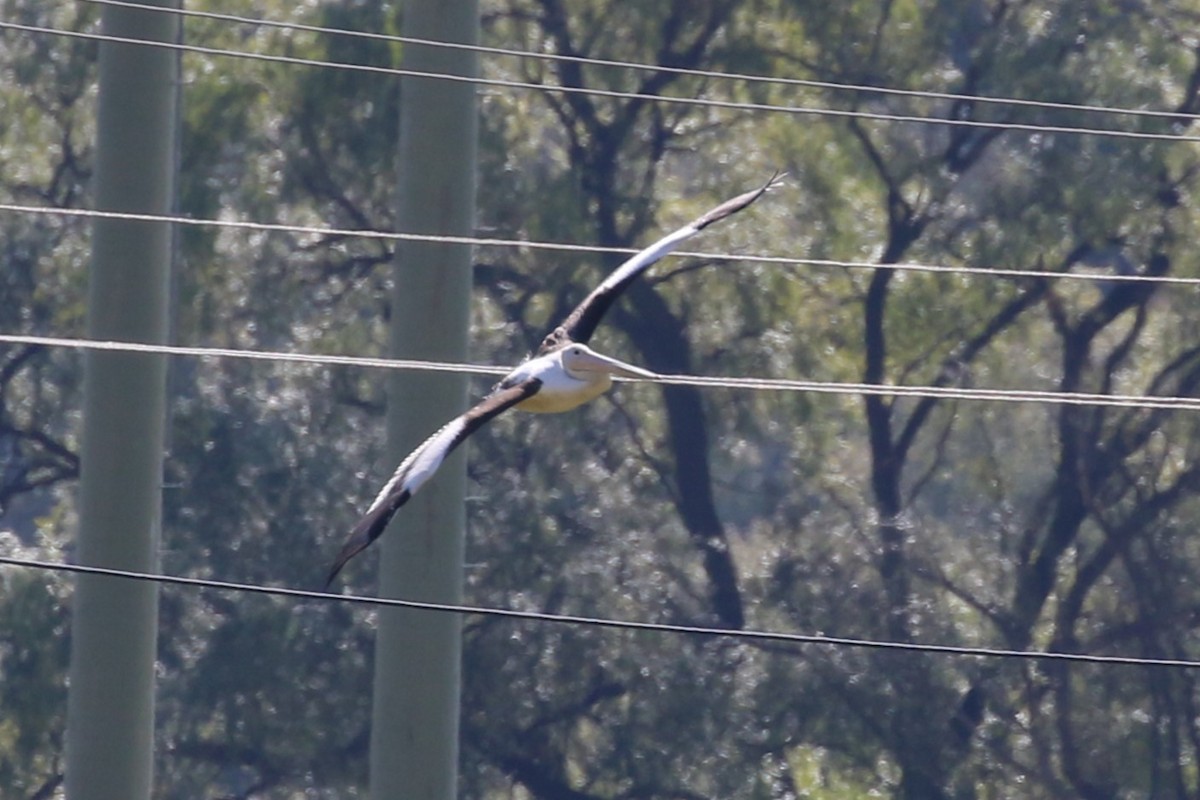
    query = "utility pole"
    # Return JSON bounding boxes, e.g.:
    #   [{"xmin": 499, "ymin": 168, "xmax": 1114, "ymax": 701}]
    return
[
  {"xmin": 64, "ymin": 2, "xmax": 178, "ymax": 799},
  {"xmin": 370, "ymin": 1, "xmax": 479, "ymax": 798}
]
